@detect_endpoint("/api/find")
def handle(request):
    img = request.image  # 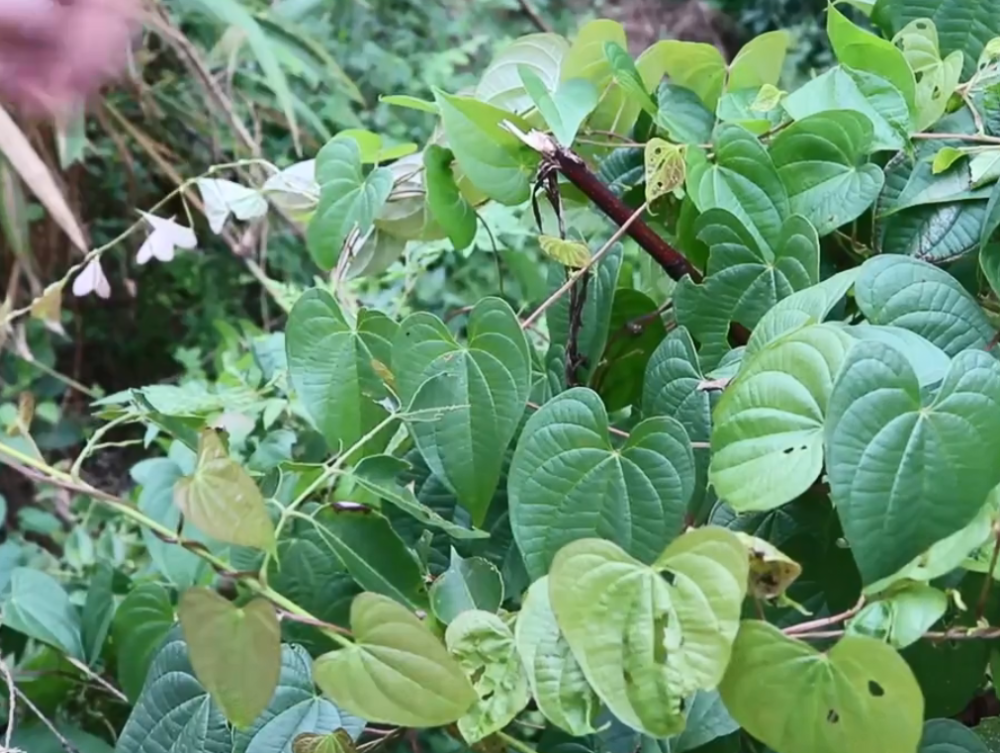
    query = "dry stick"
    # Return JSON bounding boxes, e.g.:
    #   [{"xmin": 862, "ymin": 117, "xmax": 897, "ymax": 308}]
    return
[
  {"xmin": 13, "ymin": 684, "xmax": 77, "ymax": 753},
  {"xmin": 522, "ymin": 202, "xmax": 649, "ymax": 330},
  {"xmin": 911, "ymin": 132, "xmax": 1000, "ymax": 146},
  {"xmin": 63, "ymin": 656, "xmax": 128, "ymax": 704},
  {"xmin": 0, "ymin": 658, "xmax": 20, "ymax": 753}
]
